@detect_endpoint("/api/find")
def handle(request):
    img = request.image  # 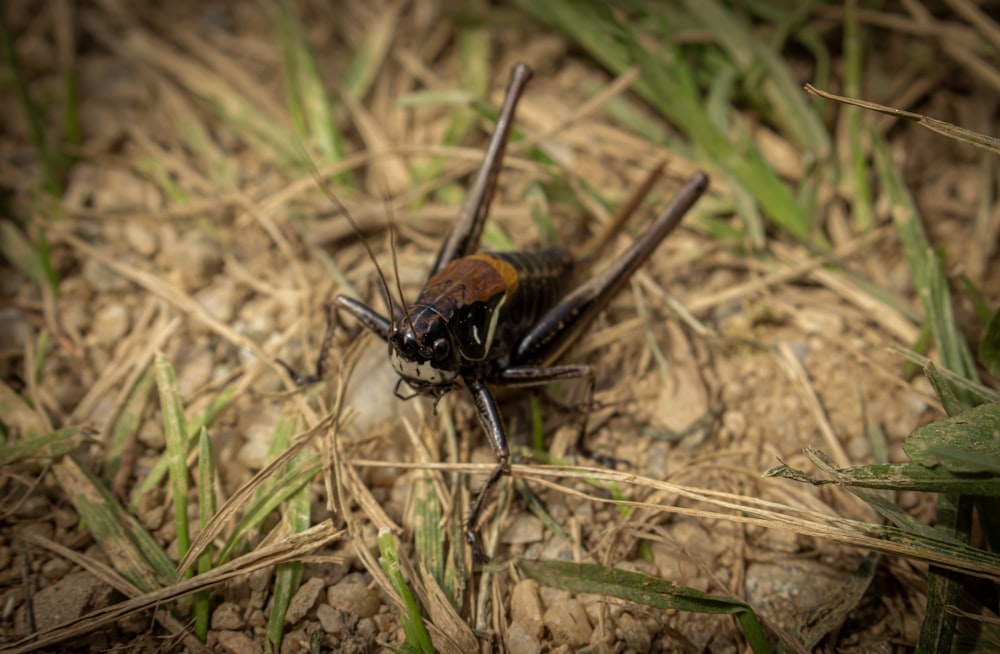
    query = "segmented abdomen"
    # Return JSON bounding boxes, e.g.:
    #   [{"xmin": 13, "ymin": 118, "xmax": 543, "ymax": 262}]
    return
[{"xmin": 485, "ymin": 247, "xmax": 574, "ymax": 339}]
